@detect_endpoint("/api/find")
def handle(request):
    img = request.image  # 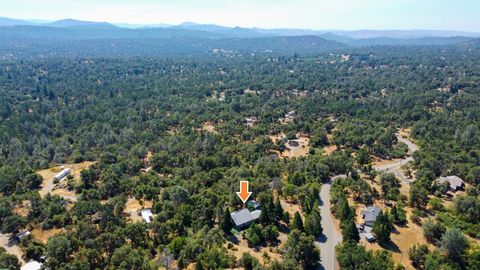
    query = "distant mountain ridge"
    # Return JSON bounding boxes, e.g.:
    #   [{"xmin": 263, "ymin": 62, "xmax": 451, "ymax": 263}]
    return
[
  {"xmin": 0, "ymin": 17, "xmax": 479, "ymax": 59},
  {"xmin": 0, "ymin": 23, "xmax": 476, "ymax": 49},
  {"xmin": 0, "ymin": 17, "xmax": 32, "ymax": 26},
  {"xmin": 335, "ymin": 29, "xmax": 480, "ymax": 39},
  {"xmin": 45, "ymin": 18, "xmax": 115, "ymax": 28},
  {"xmin": 0, "ymin": 17, "xmax": 478, "ymax": 39},
  {"xmin": 172, "ymin": 22, "xmax": 269, "ymax": 38},
  {"xmin": 0, "ymin": 25, "xmax": 224, "ymax": 40}
]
